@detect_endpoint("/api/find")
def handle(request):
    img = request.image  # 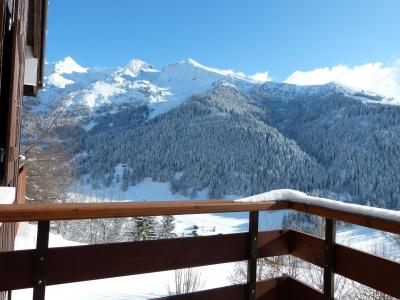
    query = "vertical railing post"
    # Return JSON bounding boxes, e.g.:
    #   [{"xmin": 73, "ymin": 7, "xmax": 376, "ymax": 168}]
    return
[
  {"xmin": 7, "ymin": 290, "xmax": 12, "ymax": 300},
  {"xmin": 33, "ymin": 221, "xmax": 50, "ymax": 300},
  {"xmin": 247, "ymin": 211, "xmax": 259, "ymax": 300},
  {"xmin": 323, "ymin": 218, "xmax": 336, "ymax": 299}
]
